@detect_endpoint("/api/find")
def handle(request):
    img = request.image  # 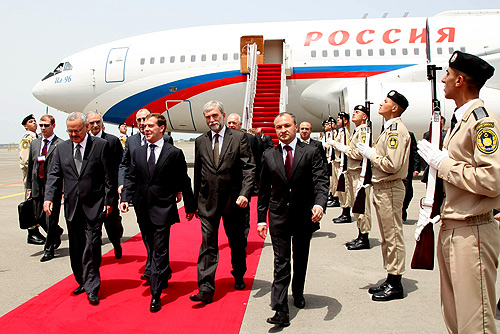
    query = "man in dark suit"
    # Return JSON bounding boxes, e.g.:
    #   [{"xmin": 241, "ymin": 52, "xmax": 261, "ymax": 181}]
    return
[
  {"xmin": 258, "ymin": 112, "xmax": 329, "ymax": 327},
  {"xmin": 44, "ymin": 112, "xmax": 116, "ymax": 305},
  {"xmin": 257, "ymin": 127, "xmax": 274, "ymax": 149},
  {"xmin": 26, "ymin": 114, "xmax": 64, "ymax": 262},
  {"xmin": 88, "ymin": 111, "xmax": 123, "ymax": 259},
  {"xmin": 120, "ymin": 113, "xmax": 196, "ymax": 312},
  {"xmin": 118, "ymin": 108, "xmax": 173, "ymax": 281},
  {"xmin": 299, "ymin": 121, "xmax": 327, "ymax": 166},
  {"xmin": 190, "ymin": 100, "xmax": 255, "ymax": 304}
]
